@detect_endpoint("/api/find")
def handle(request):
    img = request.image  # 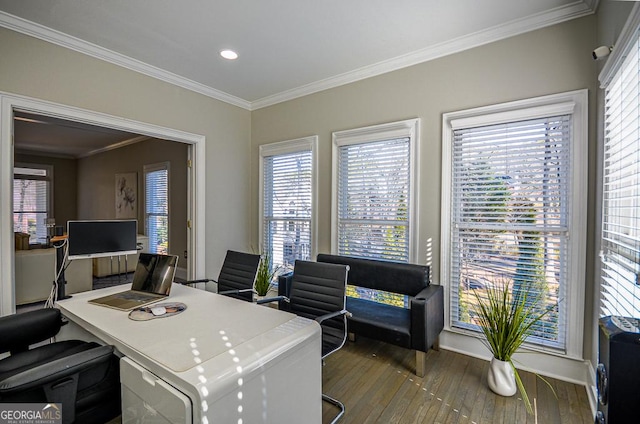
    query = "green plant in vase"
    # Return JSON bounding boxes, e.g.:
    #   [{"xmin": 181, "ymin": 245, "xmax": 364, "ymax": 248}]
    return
[
  {"xmin": 254, "ymin": 254, "xmax": 279, "ymax": 297},
  {"xmin": 471, "ymin": 280, "xmax": 557, "ymax": 414}
]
